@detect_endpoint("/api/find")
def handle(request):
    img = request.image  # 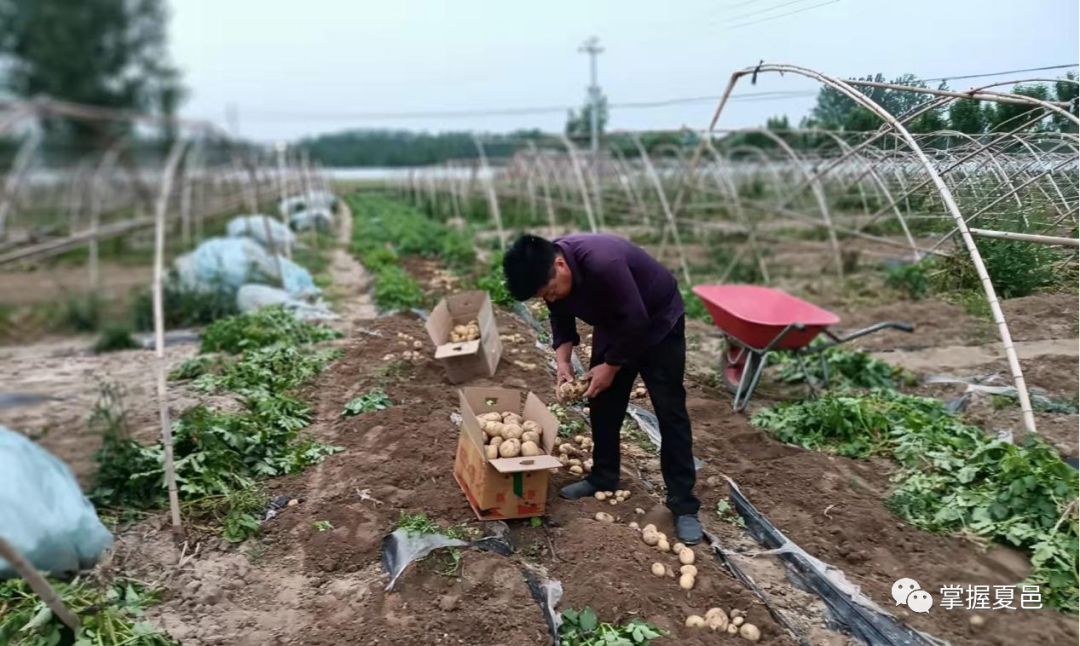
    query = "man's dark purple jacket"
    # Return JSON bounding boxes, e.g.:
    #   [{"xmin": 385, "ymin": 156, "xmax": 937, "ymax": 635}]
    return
[{"xmin": 548, "ymin": 233, "xmax": 684, "ymax": 366}]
